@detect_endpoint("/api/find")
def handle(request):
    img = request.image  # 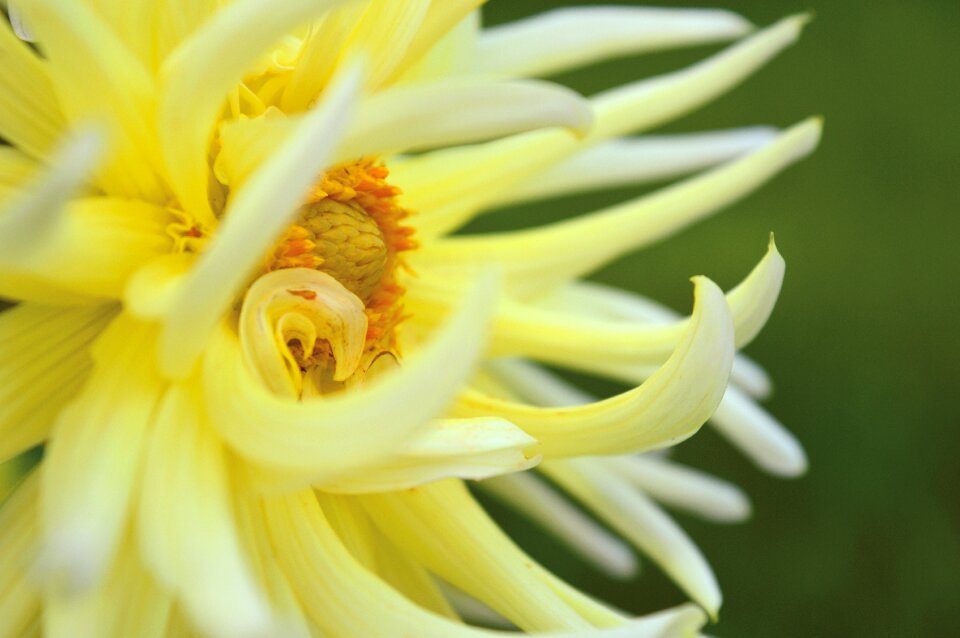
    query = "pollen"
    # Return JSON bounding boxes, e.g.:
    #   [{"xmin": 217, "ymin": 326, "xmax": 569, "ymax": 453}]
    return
[{"xmin": 268, "ymin": 158, "xmax": 416, "ymax": 365}]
